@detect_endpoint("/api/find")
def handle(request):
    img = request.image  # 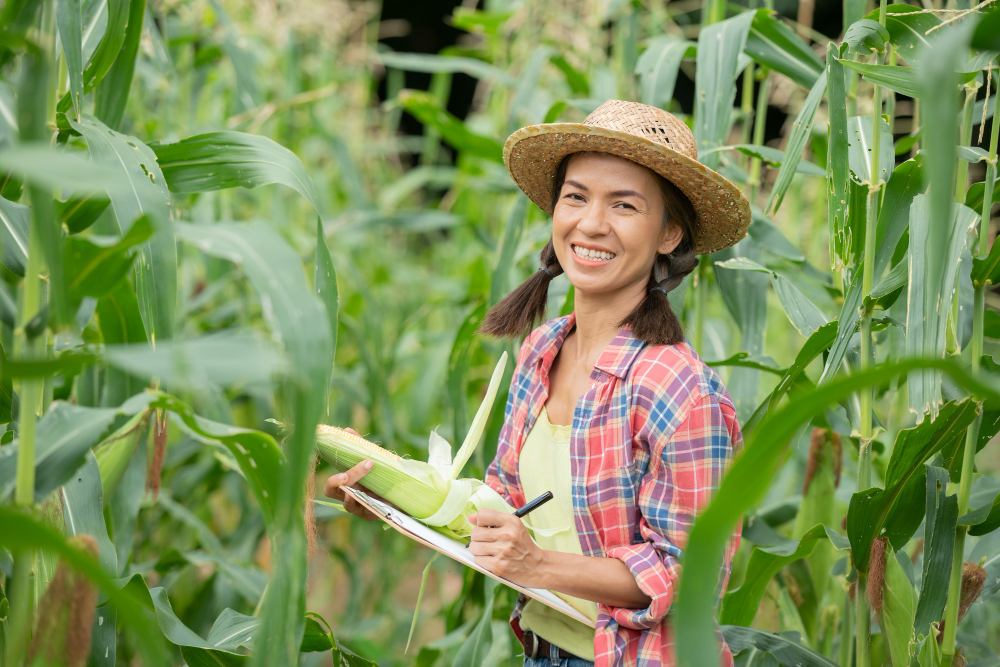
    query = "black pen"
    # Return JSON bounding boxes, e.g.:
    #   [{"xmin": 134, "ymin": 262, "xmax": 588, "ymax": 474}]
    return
[
  {"xmin": 514, "ymin": 491, "xmax": 553, "ymax": 518},
  {"xmin": 466, "ymin": 491, "xmax": 554, "ymax": 547}
]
